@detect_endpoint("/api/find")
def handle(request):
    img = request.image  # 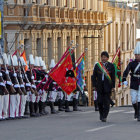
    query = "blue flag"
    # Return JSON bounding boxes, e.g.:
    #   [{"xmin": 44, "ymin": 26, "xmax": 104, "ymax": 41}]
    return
[{"xmin": 76, "ymin": 57, "xmax": 85, "ymax": 92}]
